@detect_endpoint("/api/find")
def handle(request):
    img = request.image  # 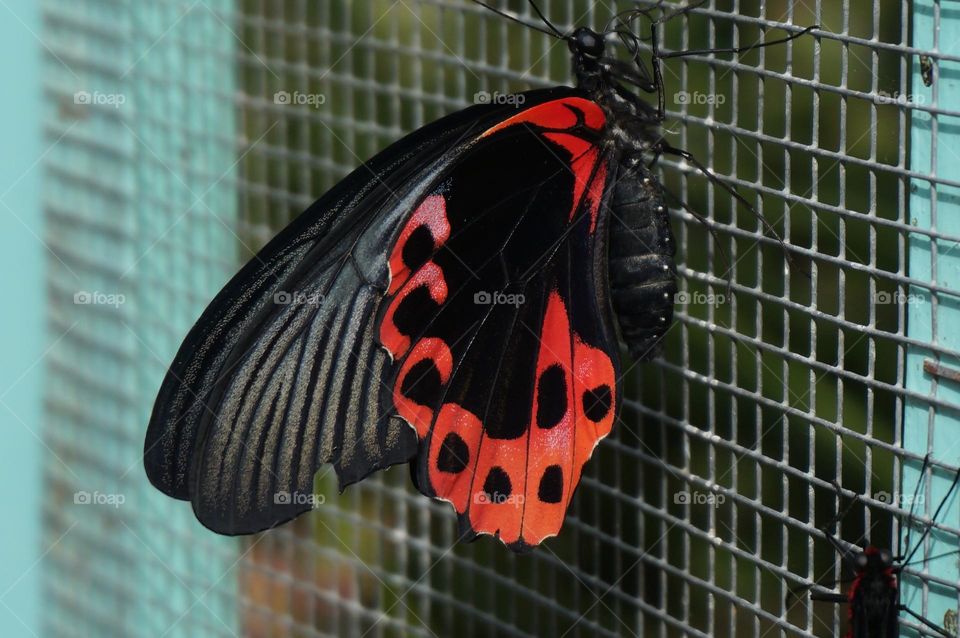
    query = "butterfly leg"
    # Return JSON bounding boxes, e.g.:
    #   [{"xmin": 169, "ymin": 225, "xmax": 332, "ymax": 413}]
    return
[
  {"xmin": 655, "ymin": 142, "xmax": 807, "ymax": 278},
  {"xmin": 821, "ymin": 480, "xmax": 863, "ymax": 566},
  {"xmin": 899, "ymin": 604, "xmax": 954, "ymax": 638},
  {"xmin": 808, "ymin": 591, "xmax": 848, "ymax": 604},
  {"xmin": 899, "ymin": 452, "xmax": 931, "ymax": 562},
  {"xmin": 901, "ymin": 456, "xmax": 960, "ymax": 567}
]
